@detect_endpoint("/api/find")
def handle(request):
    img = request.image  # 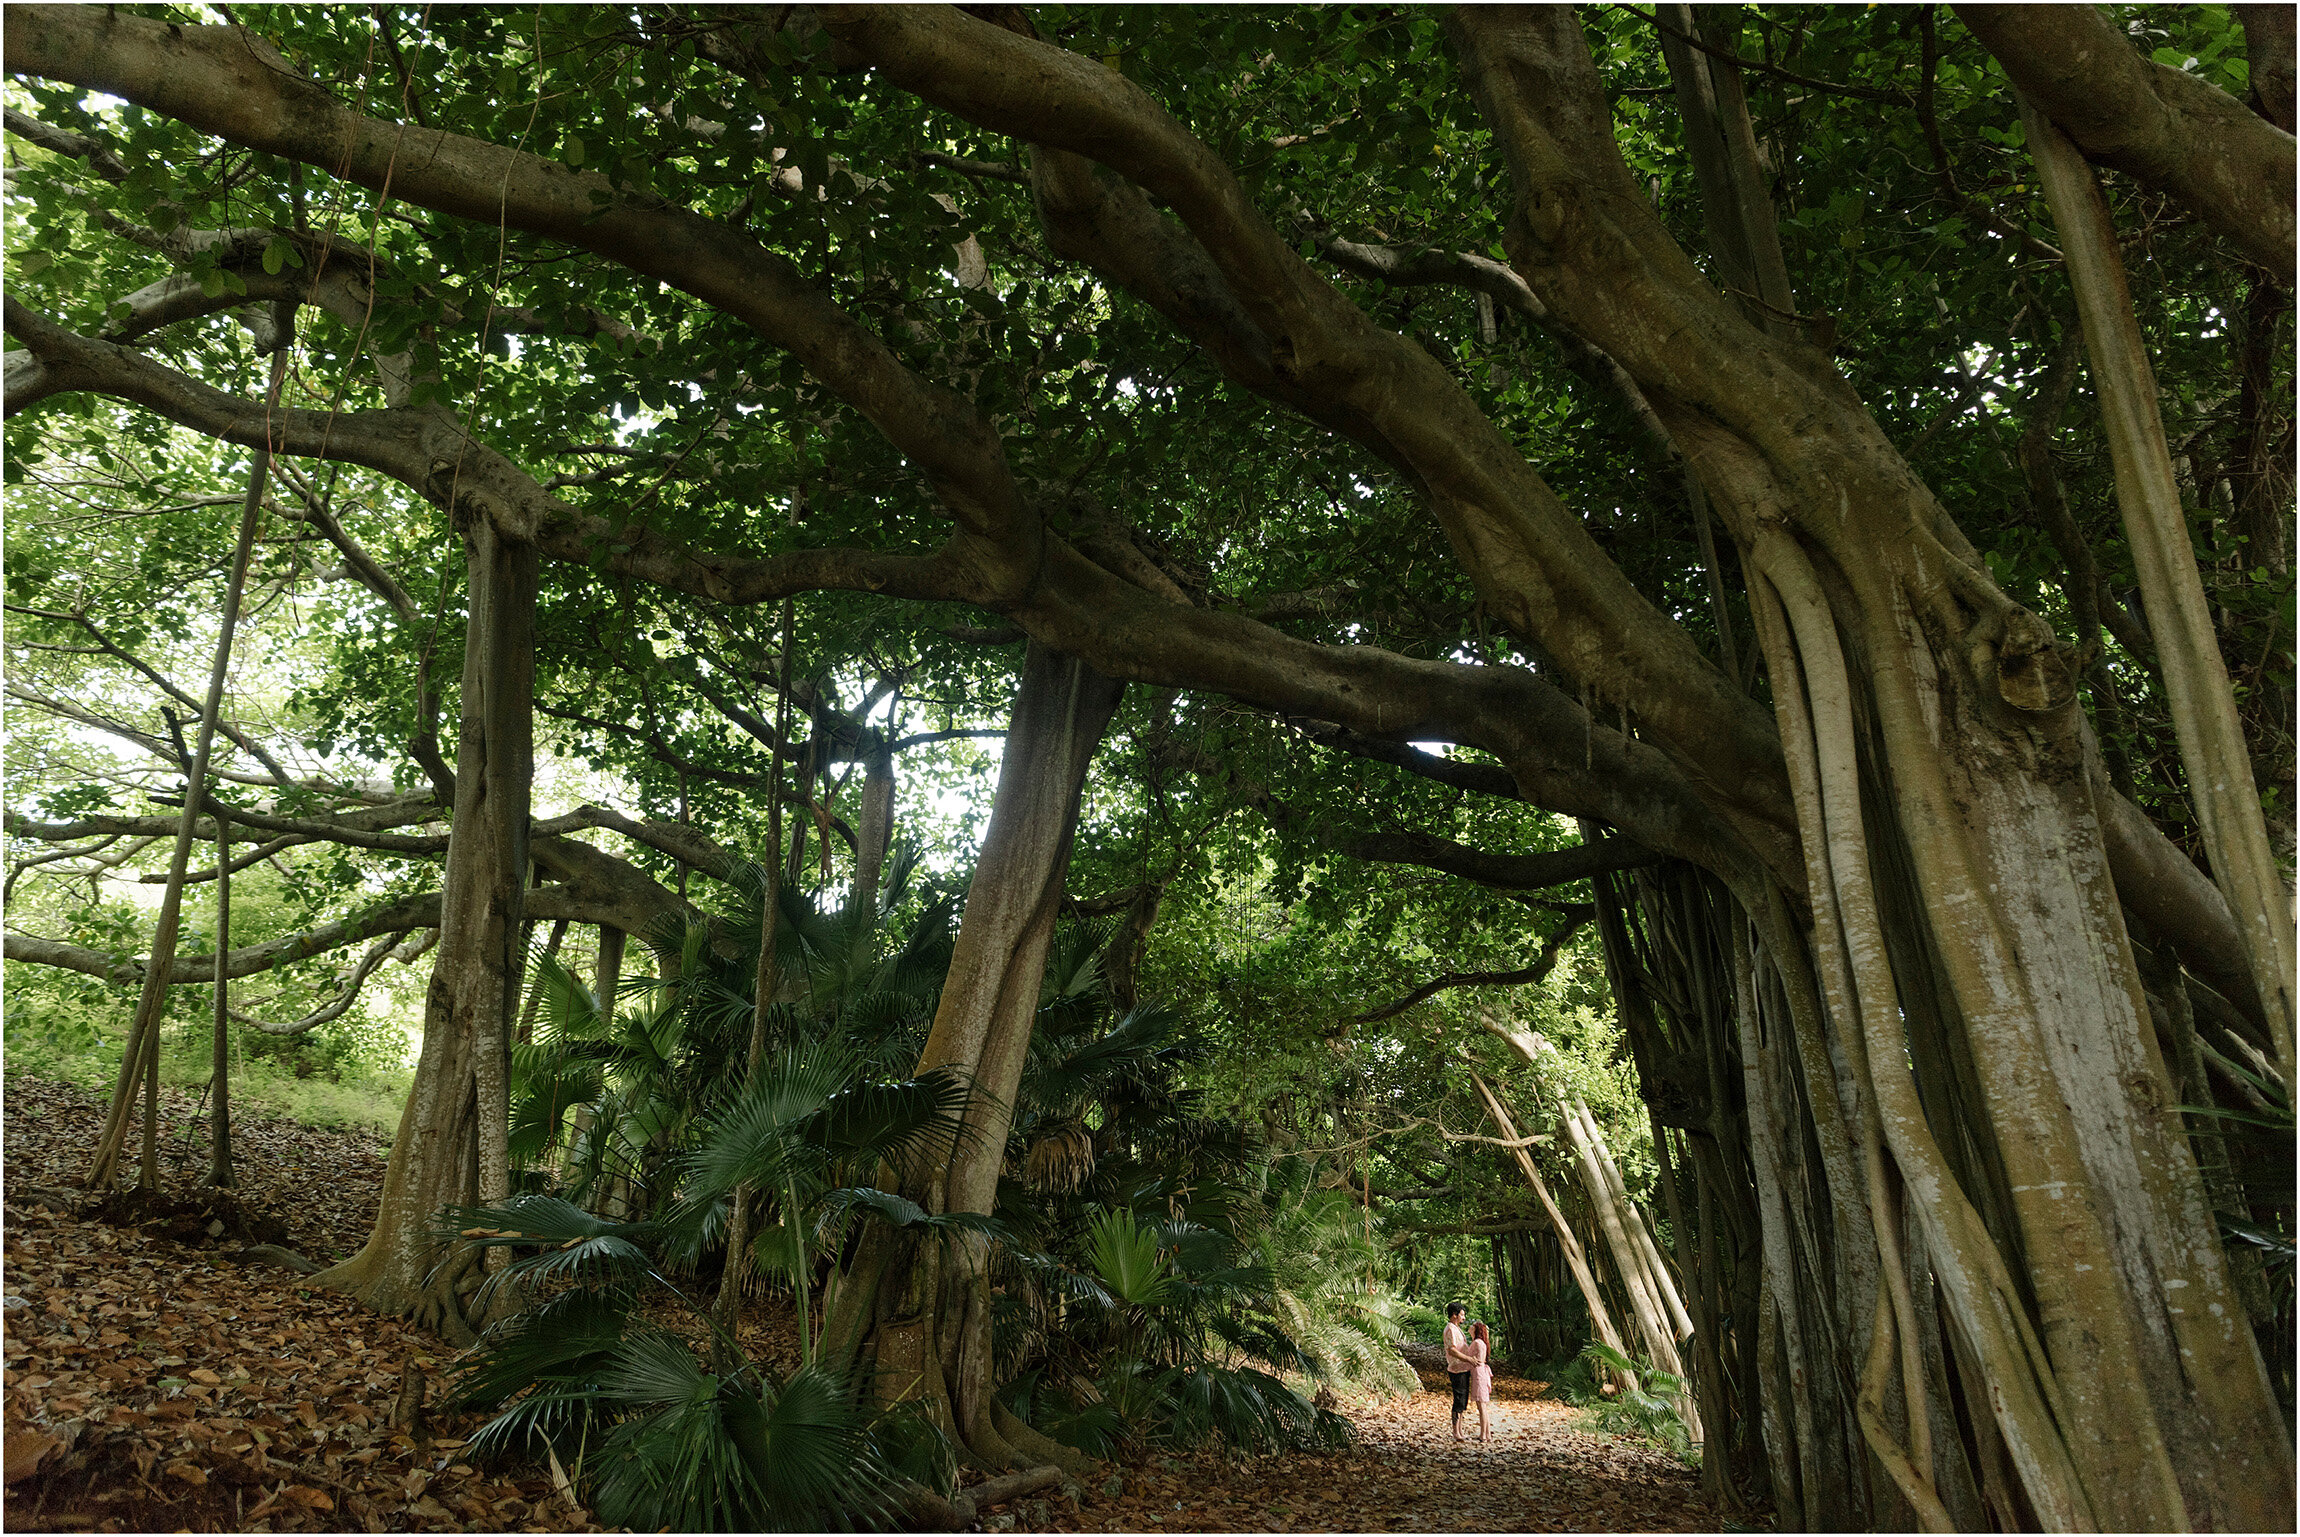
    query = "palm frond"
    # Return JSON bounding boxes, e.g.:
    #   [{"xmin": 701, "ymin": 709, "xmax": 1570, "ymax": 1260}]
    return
[
  {"xmin": 454, "ymin": 1287, "xmax": 632, "ymax": 1412},
  {"xmin": 816, "ymin": 1186, "xmax": 1009, "ymax": 1245},
  {"xmin": 1087, "ymin": 1210, "xmax": 1175, "ymax": 1309},
  {"xmin": 732, "ymin": 1365, "xmax": 902, "ymax": 1529}
]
